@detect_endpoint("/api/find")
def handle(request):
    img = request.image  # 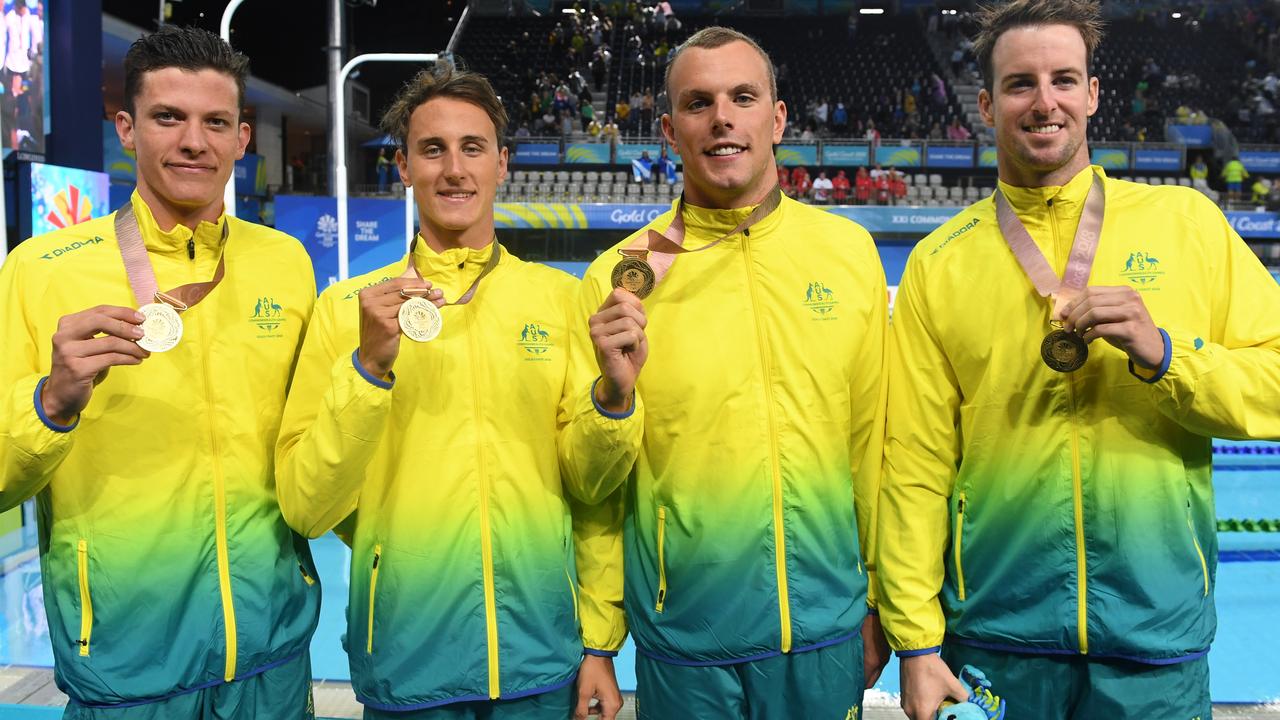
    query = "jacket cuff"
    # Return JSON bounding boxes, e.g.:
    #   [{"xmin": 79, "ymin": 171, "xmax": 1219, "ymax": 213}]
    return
[
  {"xmin": 583, "ymin": 647, "xmax": 619, "ymax": 658},
  {"xmin": 590, "ymin": 377, "xmax": 635, "ymax": 419},
  {"xmin": 896, "ymin": 646, "xmax": 942, "ymax": 658},
  {"xmin": 1128, "ymin": 328, "xmax": 1172, "ymax": 384},
  {"xmin": 352, "ymin": 349, "xmax": 395, "ymax": 390},
  {"xmin": 35, "ymin": 377, "xmax": 78, "ymax": 433}
]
